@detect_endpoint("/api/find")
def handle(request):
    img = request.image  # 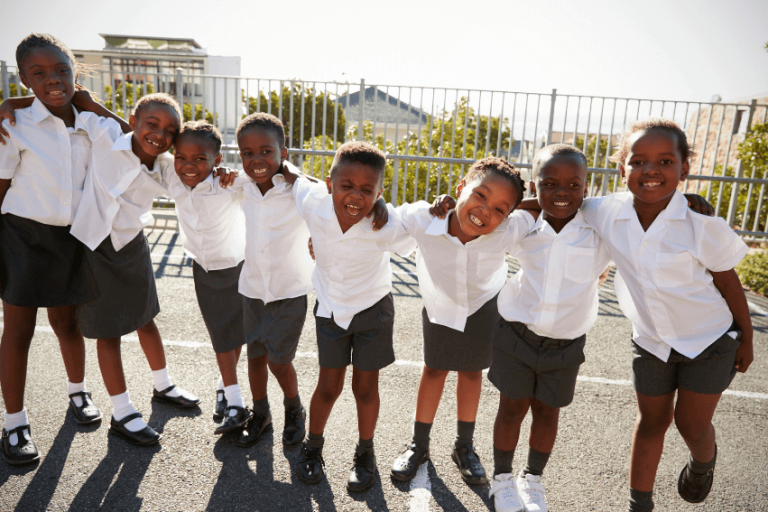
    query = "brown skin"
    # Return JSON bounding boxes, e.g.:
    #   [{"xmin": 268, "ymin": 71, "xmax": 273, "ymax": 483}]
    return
[
  {"xmin": 530, "ymin": 153, "xmax": 588, "ymax": 234},
  {"xmin": 173, "ymin": 135, "xmax": 222, "ymax": 188},
  {"xmin": 129, "ymin": 103, "xmax": 180, "ymax": 169},
  {"xmin": 237, "ymin": 127, "xmax": 288, "ymax": 196},
  {"xmin": 326, "ymin": 162, "xmax": 383, "ymax": 234}
]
